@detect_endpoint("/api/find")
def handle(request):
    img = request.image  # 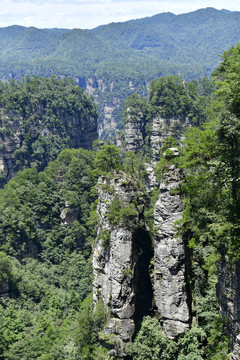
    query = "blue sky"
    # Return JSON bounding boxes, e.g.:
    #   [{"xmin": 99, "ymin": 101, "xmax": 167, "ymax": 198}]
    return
[{"xmin": 0, "ymin": 0, "xmax": 239, "ymax": 29}]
